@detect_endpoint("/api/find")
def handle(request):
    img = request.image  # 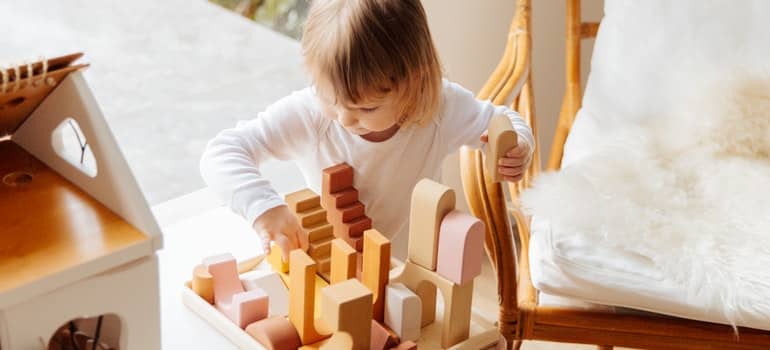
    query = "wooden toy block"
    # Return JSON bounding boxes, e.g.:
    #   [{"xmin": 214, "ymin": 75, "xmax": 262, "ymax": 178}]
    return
[
  {"xmin": 192, "ymin": 264, "xmax": 214, "ymax": 304},
  {"xmin": 204, "ymin": 253, "xmax": 269, "ymax": 328},
  {"xmin": 486, "ymin": 114, "xmax": 518, "ymax": 183},
  {"xmin": 289, "ymin": 250, "xmax": 329, "ymax": 344},
  {"xmin": 346, "ymin": 216, "xmax": 372, "ymax": 238},
  {"xmin": 306, "ymin": 222, "xmax": 334, "ymax": 242},
  {"xmin": 237, "ymin": 254, "xmax": 267, "ymax": 274},
  {"xmin": 245, "ymin": 315, "xmax": 302, "ymax": 350},
  {"xmin": 390, "ymin": 260, "xmax": 474, "ymax": 348},
  {"xmin": 330, "ymin": 188, "xmax": 359, "ymax": 208},
  {"xmin": 362, "ymin": 229, "xmax": 391, "ymax": 322},
  {"xmin": 330, "ymin": 238, "xmax": 357, "ymax": 284},
  {"xmin": 309, "ymin": 236, "xmax": 334, "ymax": 259},
  {"xmin": 268, "ymin": 244, "xmax": 290, "ymax": 273},
  {"xmin": 371, "ymin": 320, "xmax": 399, "ymax": 350},
  {"xmin": 322, "ymin": 163, "xmax": 354, "ymax": 195},
  {"xmin": 313, "ymin": 274, "xmax": 330, "ymax": 316},
  {"xmin": 300, "ymin": 207, "xmax": 328, "ymax": 227},
  {"xmin": 338, "ymin": 202, "xmax": 365, "ymax": 222},
  {"xmin": 407, "ymin": 179, "xmax": 456, "ymax": 271},
  {"xmin": 436, "ymin": 210, "xmax": 486, "ymax": 285},
  {"xmin": 286, "ymin": 188, "xmax": 321, "ymax": 213},
  {"xmin": 318, "ymin": 278, "xmax": 373, "ymax": 350},
  {"xmin": 384, "ymin": 283, "xmax": 422, "ymax": 342},
  {"xmin": 416, "ymin": 283, "xmax": 437, "ymax": 327},
  {"xmin": 241, "ymin": 270, "xmax": 290, "ymax": 317},
  {"xmin": 316, "ymin": 256, "xmax": 331, "ymax": 274},
  {"xmin": 391, "ymin": 340, "xmax": 418, "ymax": 350}
]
